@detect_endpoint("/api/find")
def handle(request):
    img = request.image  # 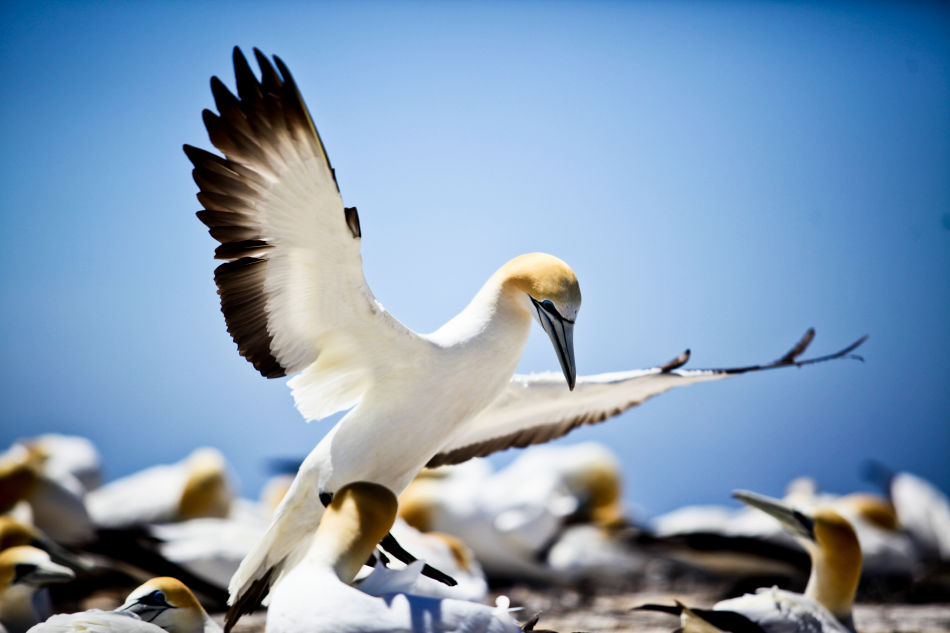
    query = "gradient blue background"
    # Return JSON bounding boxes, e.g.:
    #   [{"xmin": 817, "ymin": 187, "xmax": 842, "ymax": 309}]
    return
[{"xmin": 2, "ymin": 1, "xmax": 948, "ymax": 519}]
